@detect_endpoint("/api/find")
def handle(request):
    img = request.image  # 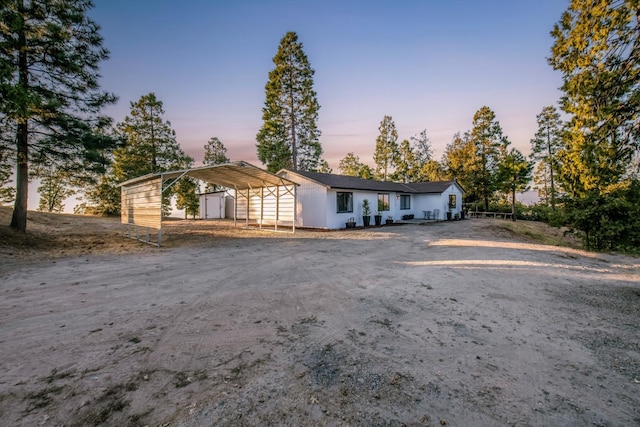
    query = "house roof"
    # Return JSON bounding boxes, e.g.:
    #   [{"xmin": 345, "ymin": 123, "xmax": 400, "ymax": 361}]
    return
[{"xmin": 283, "ymin": 169, "xmax": 461, "ymax": 194}]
